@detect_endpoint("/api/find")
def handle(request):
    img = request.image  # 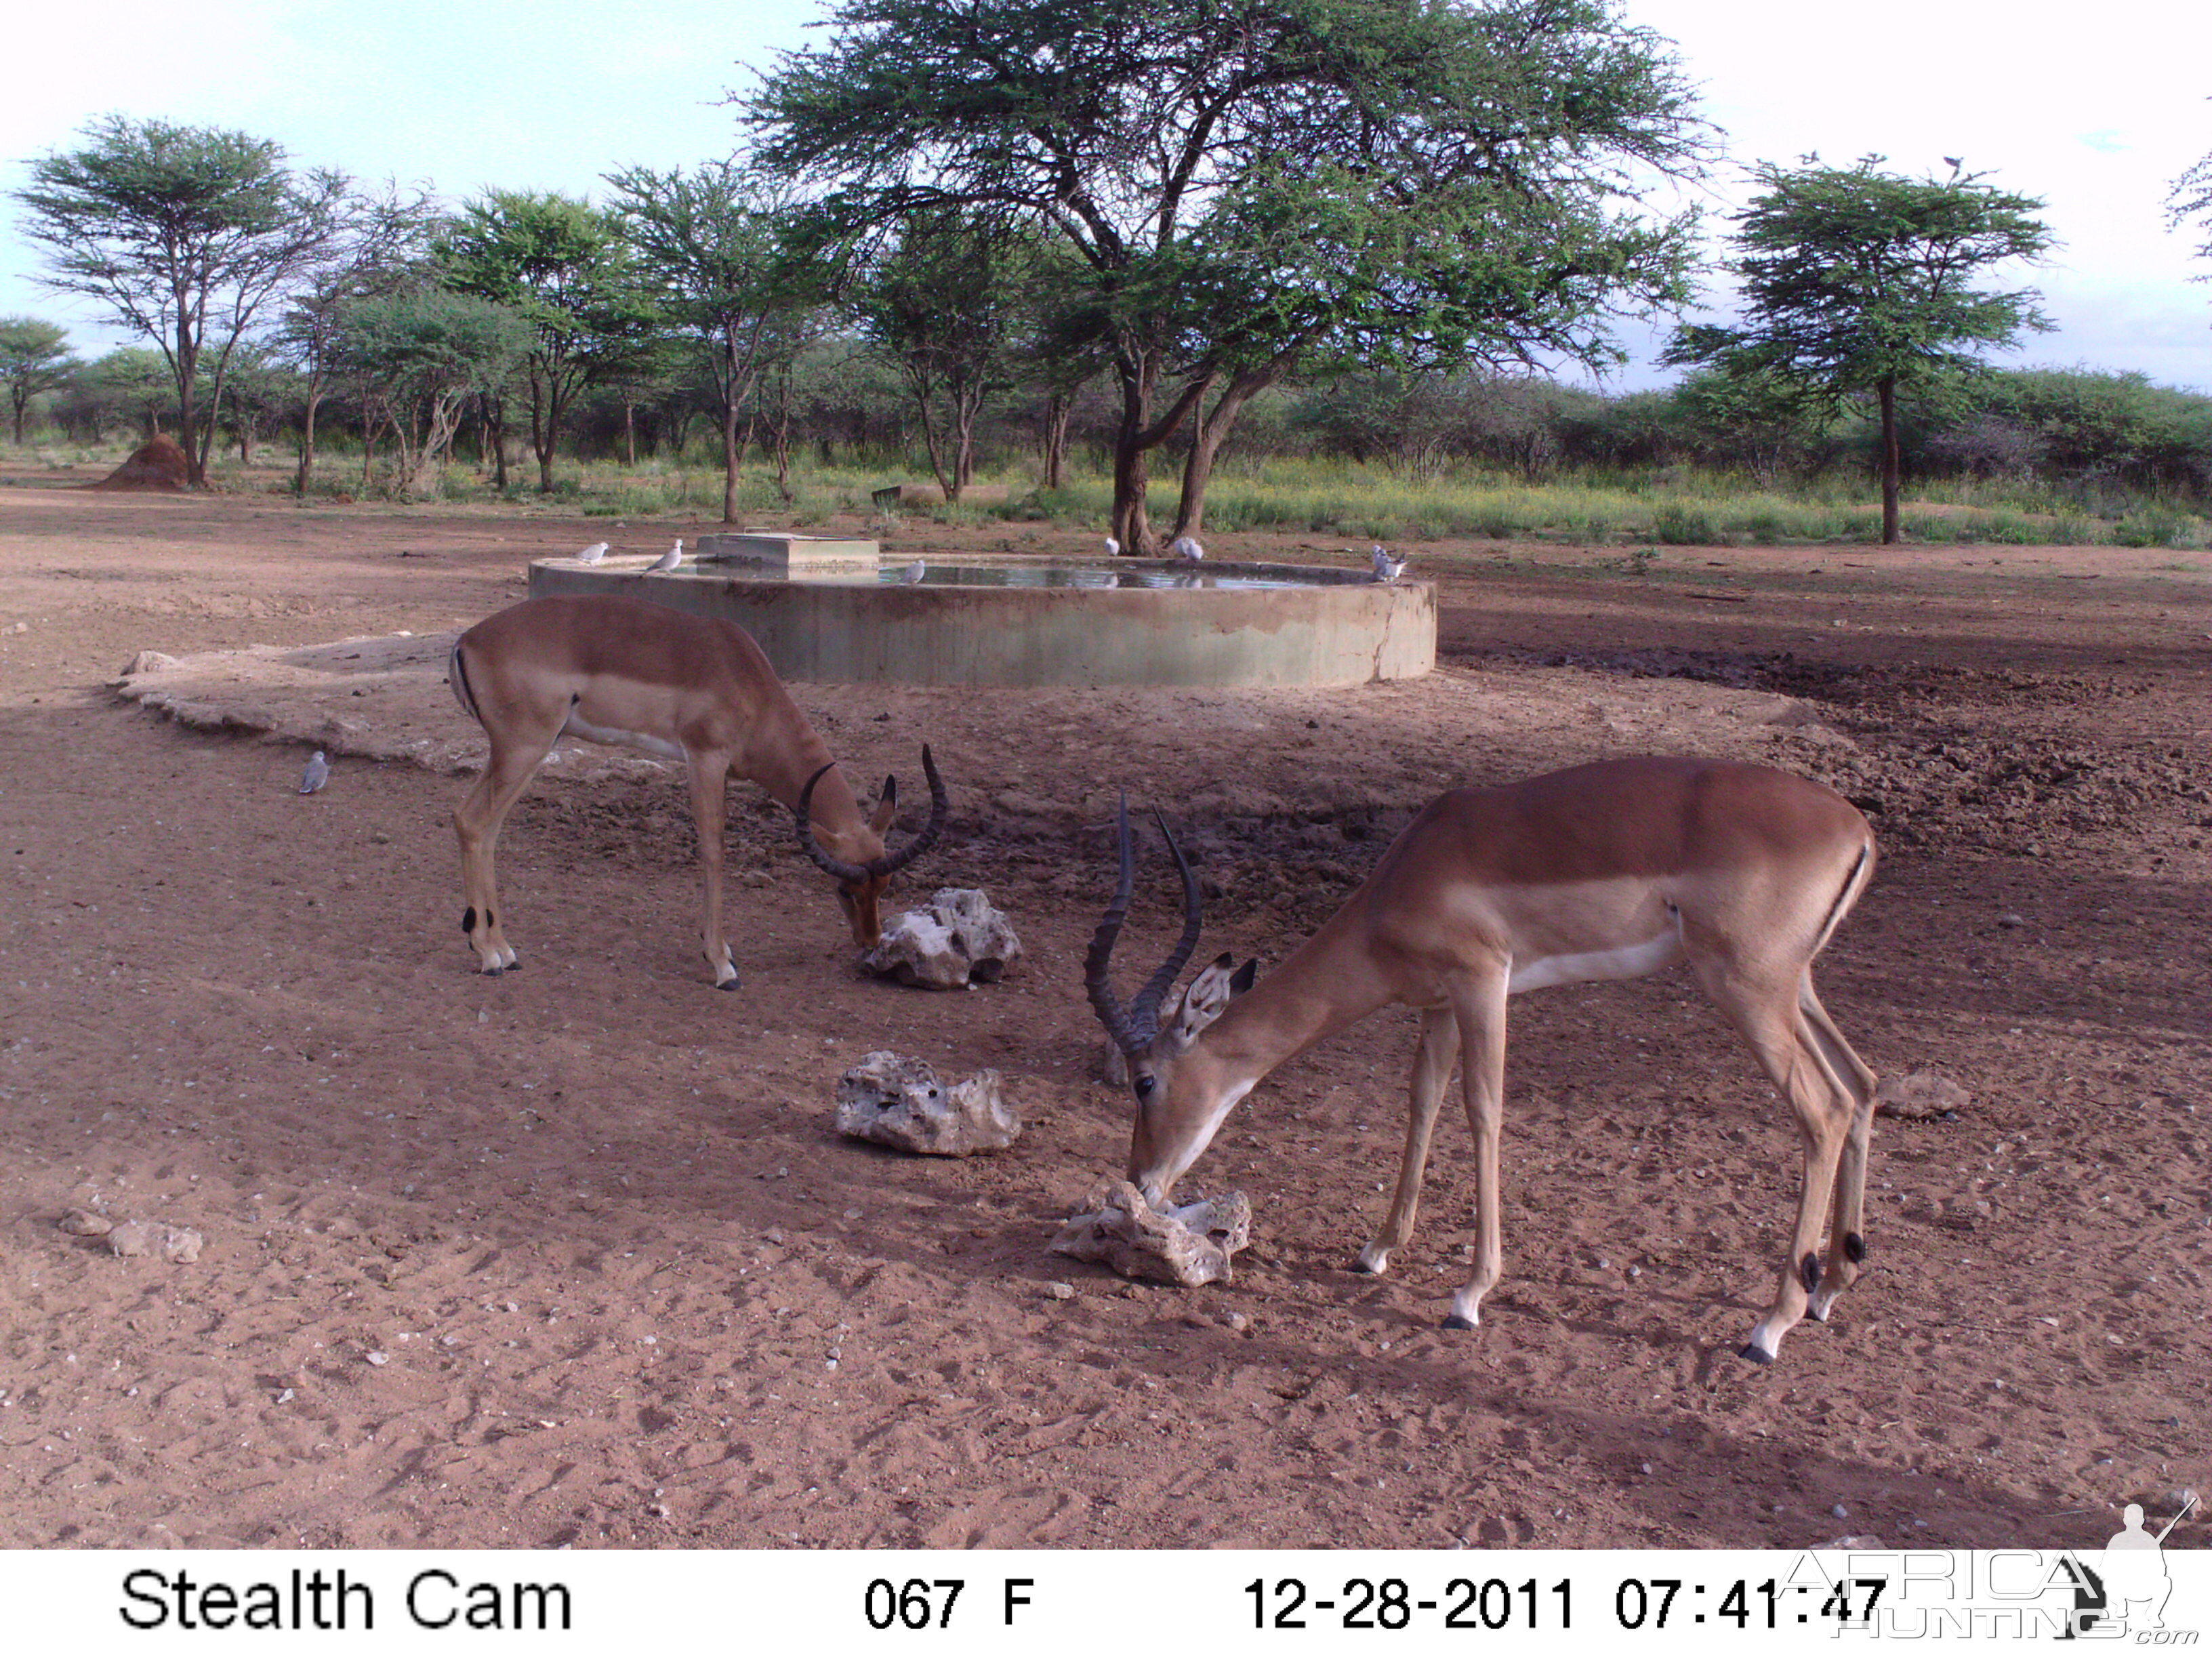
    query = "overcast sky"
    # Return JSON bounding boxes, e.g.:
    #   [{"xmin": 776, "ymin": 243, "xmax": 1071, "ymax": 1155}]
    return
[{"xmin": 4, "ymin": 0, "xmax": 2207, "ymax": 392}]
